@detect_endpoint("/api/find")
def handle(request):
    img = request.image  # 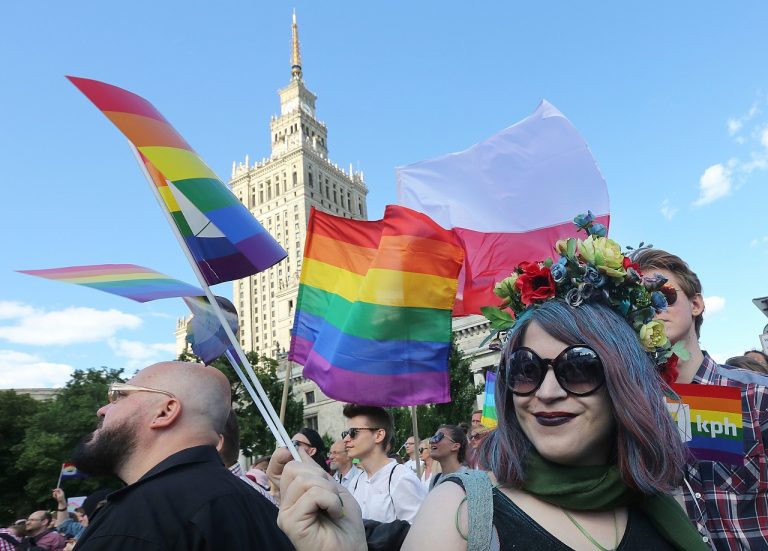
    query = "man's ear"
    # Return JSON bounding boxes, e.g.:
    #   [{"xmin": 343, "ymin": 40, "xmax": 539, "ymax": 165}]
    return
[
  {"xmin": 691, "ymin": 293, "xmax": 705, "ymax": 317},
  {"xmin": 150, "ymin": 399, "xmax": 182, "ymax": 429}
]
